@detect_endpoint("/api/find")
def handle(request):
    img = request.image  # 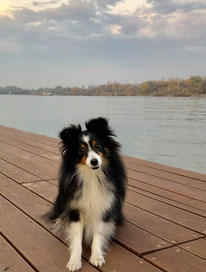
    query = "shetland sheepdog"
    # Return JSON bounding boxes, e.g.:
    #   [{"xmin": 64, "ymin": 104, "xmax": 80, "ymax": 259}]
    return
[{"xmin": 46, "ymin": 117, "xmax": 126, "ymax": 271}]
